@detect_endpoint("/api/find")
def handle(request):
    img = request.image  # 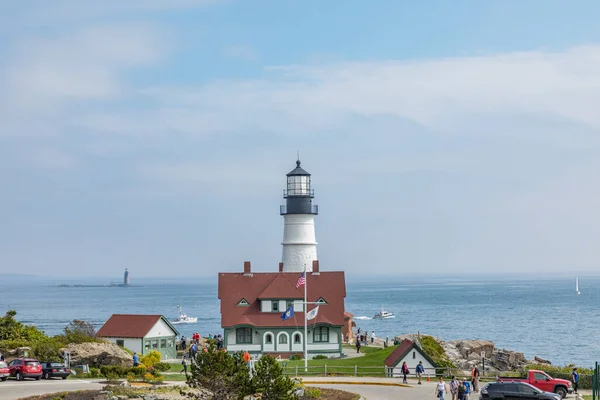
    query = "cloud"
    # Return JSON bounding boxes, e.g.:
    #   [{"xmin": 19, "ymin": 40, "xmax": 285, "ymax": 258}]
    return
[
  {"xmin": 0, "ymin": 22, "xmax": 168, "ymax": 138},
  {"xmin": 70, "ymin": 45, "xmax": 600, "ymax": 142}
]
